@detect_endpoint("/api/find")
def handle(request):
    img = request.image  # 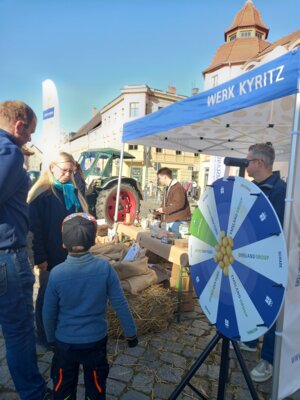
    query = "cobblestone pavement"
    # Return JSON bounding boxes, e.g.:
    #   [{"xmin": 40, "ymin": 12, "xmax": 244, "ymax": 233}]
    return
[
  {"xmin": 0, "ymin": 301, "xmax": 282, "ymax": 400},
  {"xmin": 1, "ymin": 196, "xmax": 299, "ymax": 399}
]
